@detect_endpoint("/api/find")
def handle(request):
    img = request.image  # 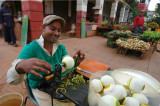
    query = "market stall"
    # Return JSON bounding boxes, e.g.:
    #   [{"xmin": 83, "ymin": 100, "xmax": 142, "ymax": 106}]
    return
[
  {"xmin": 105, "ymin": 28, "xmax": 160, "ymax": 58},
  {"xmin": 86, "ymin": 23, "xmax": 97, "ymax": 37}
]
